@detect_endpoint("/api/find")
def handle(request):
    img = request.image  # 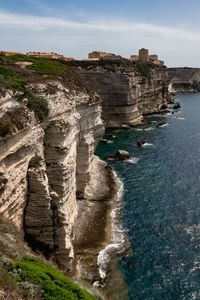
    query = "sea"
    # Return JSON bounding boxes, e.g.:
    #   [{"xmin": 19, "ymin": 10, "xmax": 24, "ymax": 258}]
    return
[{"xmin": 96, "ymin": 93, "xmax": 200, "ymax": 300}]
